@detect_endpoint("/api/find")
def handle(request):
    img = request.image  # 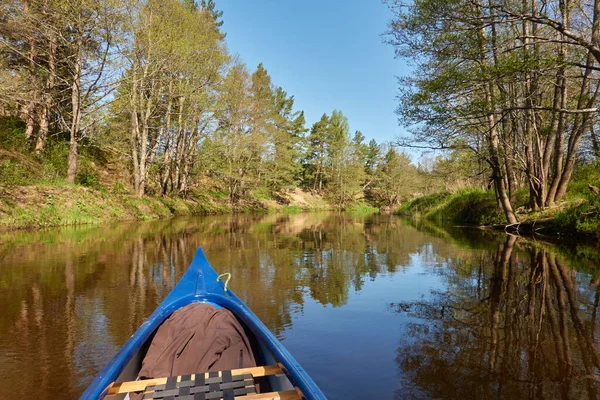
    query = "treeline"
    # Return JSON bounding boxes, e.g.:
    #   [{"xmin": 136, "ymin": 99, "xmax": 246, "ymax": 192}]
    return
[
  {"xmin": 387, "ymin": 0, "xmax": 600, "ymax": 223},
  {"xmin": 0, "ymin": 0, "xmax": 421, "ymax": 209}
]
